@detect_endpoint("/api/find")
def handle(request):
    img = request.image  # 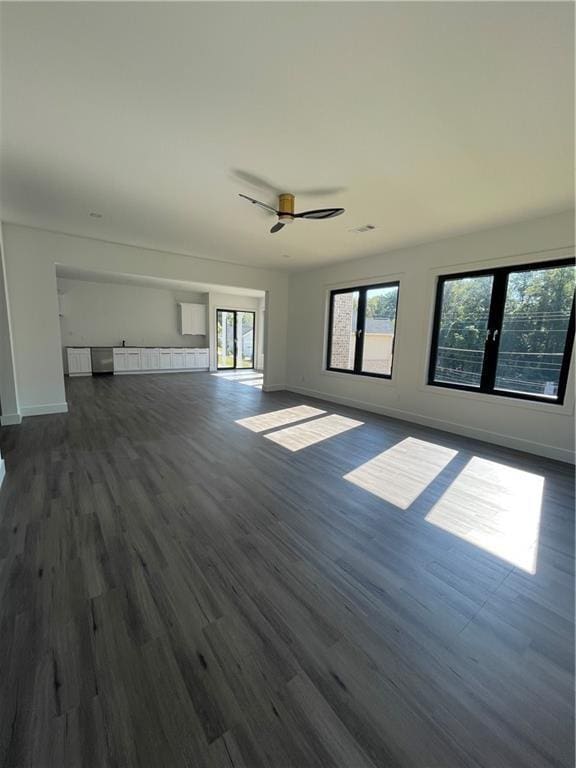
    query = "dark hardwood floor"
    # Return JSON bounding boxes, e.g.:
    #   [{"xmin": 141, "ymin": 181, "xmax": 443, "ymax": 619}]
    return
[{"xmin": 0, "ymin": 372, "xmax": 573, "ymax": 768}]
